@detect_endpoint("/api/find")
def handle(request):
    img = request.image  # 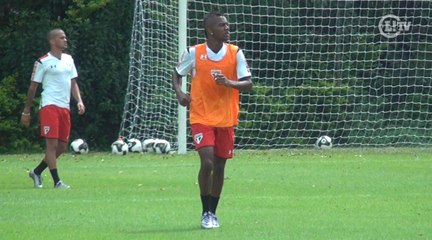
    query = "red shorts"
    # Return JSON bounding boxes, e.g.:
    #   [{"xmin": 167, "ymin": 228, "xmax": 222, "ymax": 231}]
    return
[
  {"xmin": 191, "ymin": 123, "xmax": 235, "ymax": 159},
  {"xmin": 39, "ymin": 105, "xmax": 71, "ymax": 142}
]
